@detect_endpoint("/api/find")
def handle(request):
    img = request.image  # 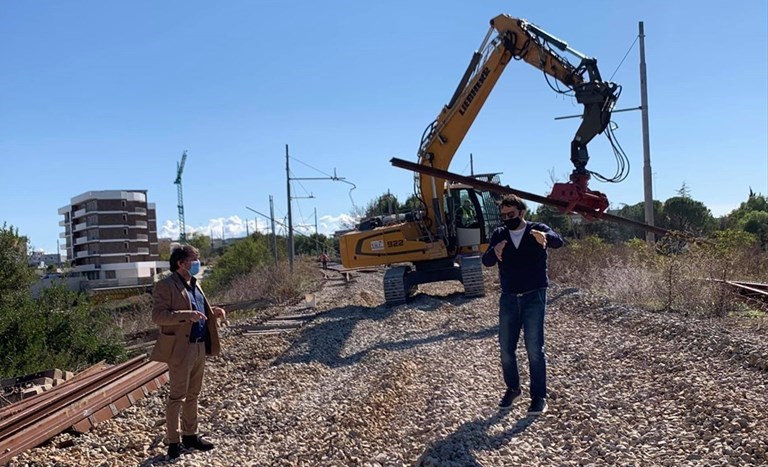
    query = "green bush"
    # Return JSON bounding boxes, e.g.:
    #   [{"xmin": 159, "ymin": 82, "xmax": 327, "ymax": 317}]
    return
[
  {"xmin": 0, "ymin": 285, "xmax": 126, "ymax": 378},
  {"xmin": 0, "ymin": 225, "xmax": 125, "ymax": 379}
]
